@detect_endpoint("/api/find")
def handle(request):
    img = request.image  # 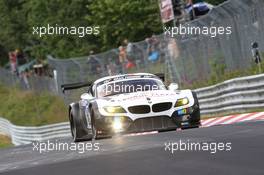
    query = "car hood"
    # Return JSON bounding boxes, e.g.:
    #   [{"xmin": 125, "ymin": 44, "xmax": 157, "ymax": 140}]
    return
[{"xmin": 96, "ymin": 90, "xmax": 193, "ymax": 107}]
